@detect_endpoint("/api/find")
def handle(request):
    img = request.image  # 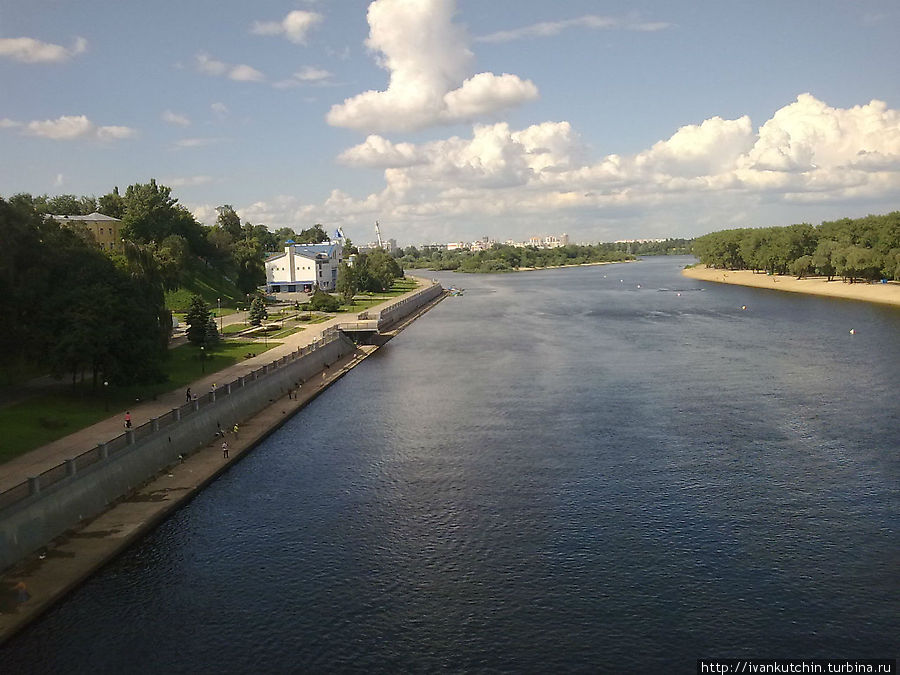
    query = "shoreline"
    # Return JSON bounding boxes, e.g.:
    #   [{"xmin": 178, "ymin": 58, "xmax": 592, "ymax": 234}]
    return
[
  {"xmin": 0, "ymin": 290, "xmax": 446, "ymax": 645},
  {"xmin": 682, "ymin": 265, "xmax": 900, "ymax": 307},
  {"xmin": 514, "ymin": 259, "xmax": 635, "ymax": 273}
]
